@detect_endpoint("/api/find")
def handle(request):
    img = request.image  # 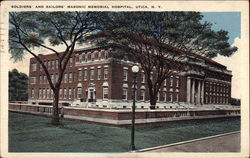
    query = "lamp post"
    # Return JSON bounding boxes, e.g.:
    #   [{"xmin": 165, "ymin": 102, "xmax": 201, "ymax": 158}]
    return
[{"xmin": 130, "ymin": 65, "xmax": 139, "ymax": 151}]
